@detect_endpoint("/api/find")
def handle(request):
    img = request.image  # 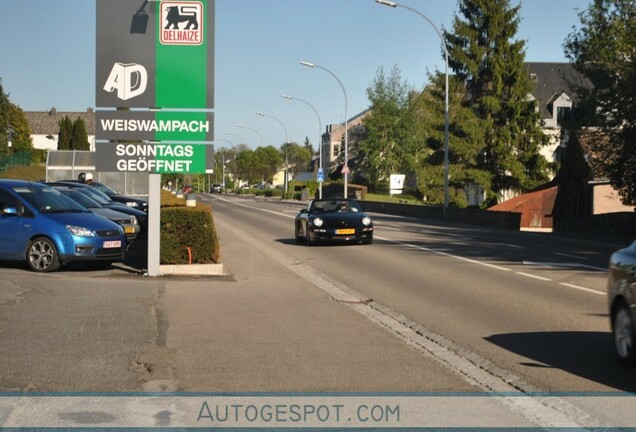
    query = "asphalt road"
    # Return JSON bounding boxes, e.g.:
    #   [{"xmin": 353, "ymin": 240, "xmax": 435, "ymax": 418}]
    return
[{"xmin": 201, "ymin": 193, "xmax": 636, "ymax": 393}]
